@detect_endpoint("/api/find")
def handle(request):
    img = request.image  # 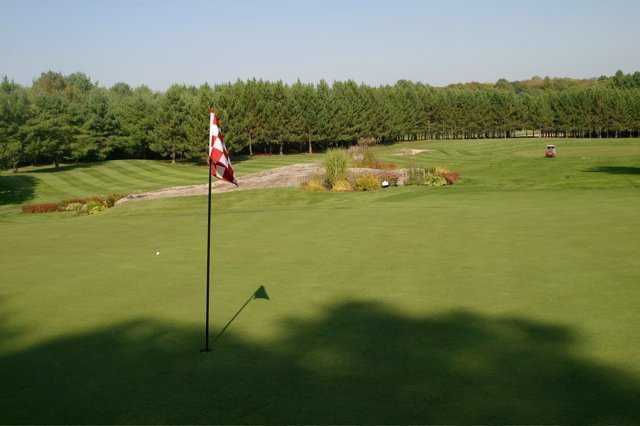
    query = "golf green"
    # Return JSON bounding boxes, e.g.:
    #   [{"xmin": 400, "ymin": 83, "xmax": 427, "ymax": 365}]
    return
[{"xmin": 1, "ymin": 139, "xmax": 639, "ymax": 423}]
